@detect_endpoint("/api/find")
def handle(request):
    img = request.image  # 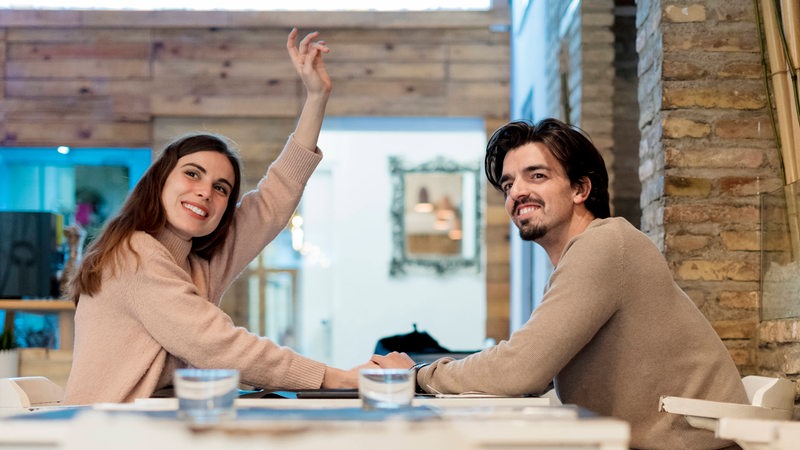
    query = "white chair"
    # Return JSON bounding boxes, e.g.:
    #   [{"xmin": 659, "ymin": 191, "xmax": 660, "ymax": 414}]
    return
[
  {"xmin": 658, "ymin": 375, "xmax": 796, "ymax": 432},
  {"xmin": 0, "ymin": 376, "xmax": 65, "ymax": 409}
]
